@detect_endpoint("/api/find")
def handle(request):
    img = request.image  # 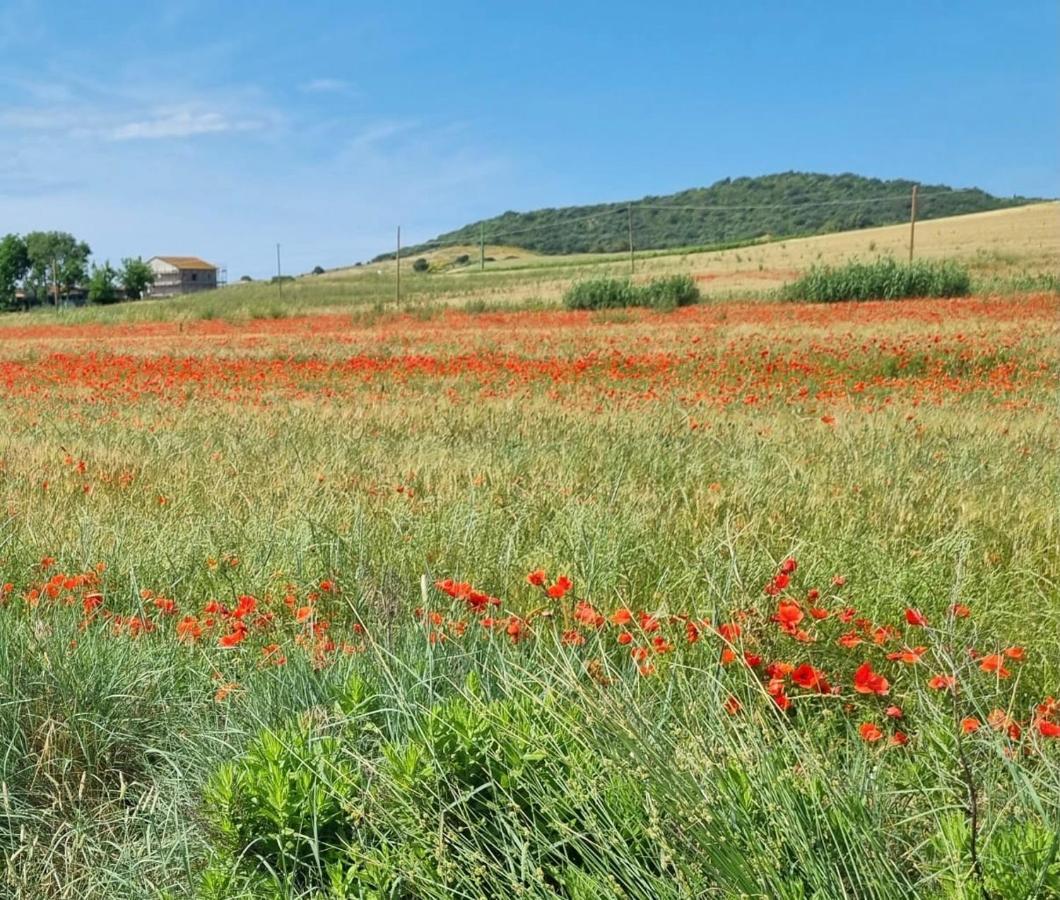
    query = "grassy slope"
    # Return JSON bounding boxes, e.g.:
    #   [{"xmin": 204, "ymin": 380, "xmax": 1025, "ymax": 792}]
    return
[{"xmin": 2, "ymin": 202, "xmax": 1056, "ymax": 329}]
